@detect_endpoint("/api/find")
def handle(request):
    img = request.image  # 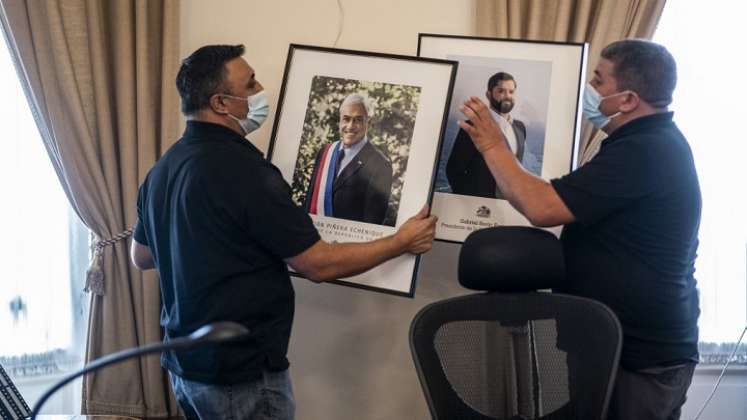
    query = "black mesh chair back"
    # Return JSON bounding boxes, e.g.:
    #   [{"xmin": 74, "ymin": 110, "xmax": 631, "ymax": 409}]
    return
[
  {"xmin": 410, "ymin": 292, "xmax": 622, "ymax": 420},
  {"xmin": 0, "ymin": 363, "xmax": 30, "ymax": 420}
]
